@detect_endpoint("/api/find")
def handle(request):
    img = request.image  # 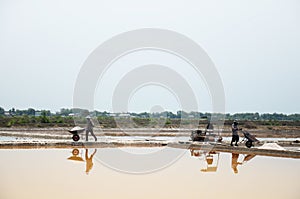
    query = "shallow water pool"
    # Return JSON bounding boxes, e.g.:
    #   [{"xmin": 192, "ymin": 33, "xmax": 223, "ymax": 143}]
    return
[{"xmin": 0, "ymin": 148, "xmax": 299, "ymax": 199}]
